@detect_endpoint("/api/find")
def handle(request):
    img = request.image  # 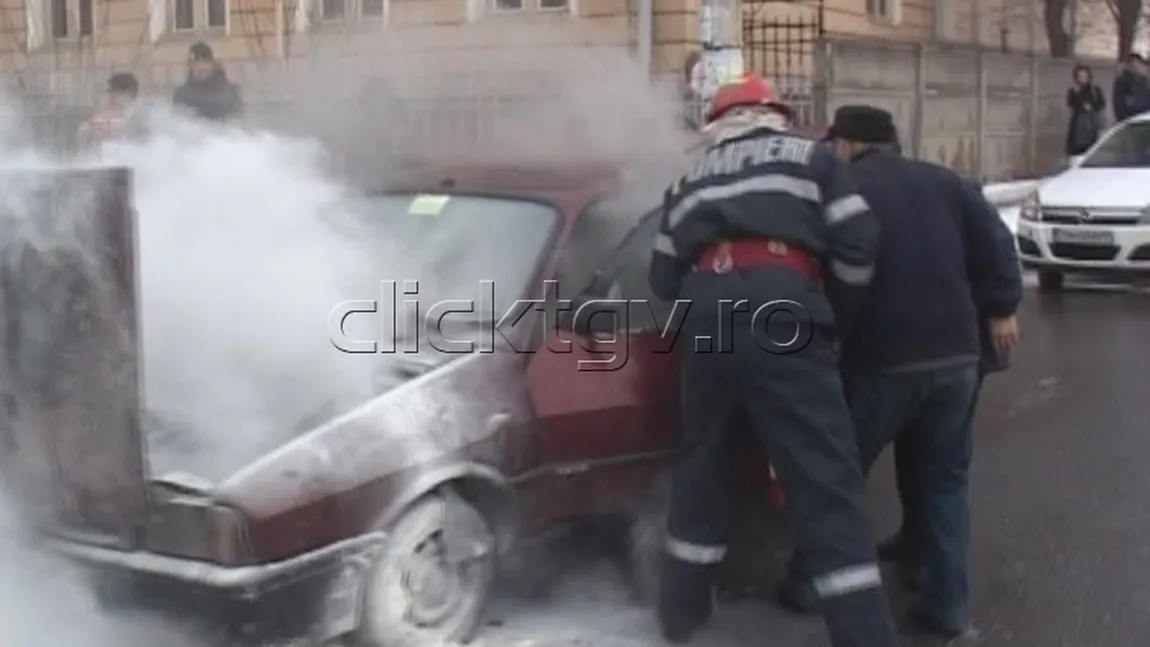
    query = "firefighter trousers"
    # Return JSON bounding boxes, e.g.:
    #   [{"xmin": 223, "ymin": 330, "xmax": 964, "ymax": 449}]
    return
[{"xmin": 658, "ymin": 273, "xmax": 898, "ymax": 647}]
